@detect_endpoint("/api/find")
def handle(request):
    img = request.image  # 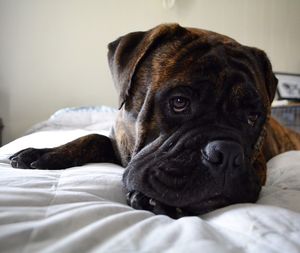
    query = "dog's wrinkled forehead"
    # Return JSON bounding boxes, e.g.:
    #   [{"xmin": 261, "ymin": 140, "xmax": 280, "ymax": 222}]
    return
[{"xmin": 107, "ymin": 23, "xmax": 277, "ymax": 110}]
